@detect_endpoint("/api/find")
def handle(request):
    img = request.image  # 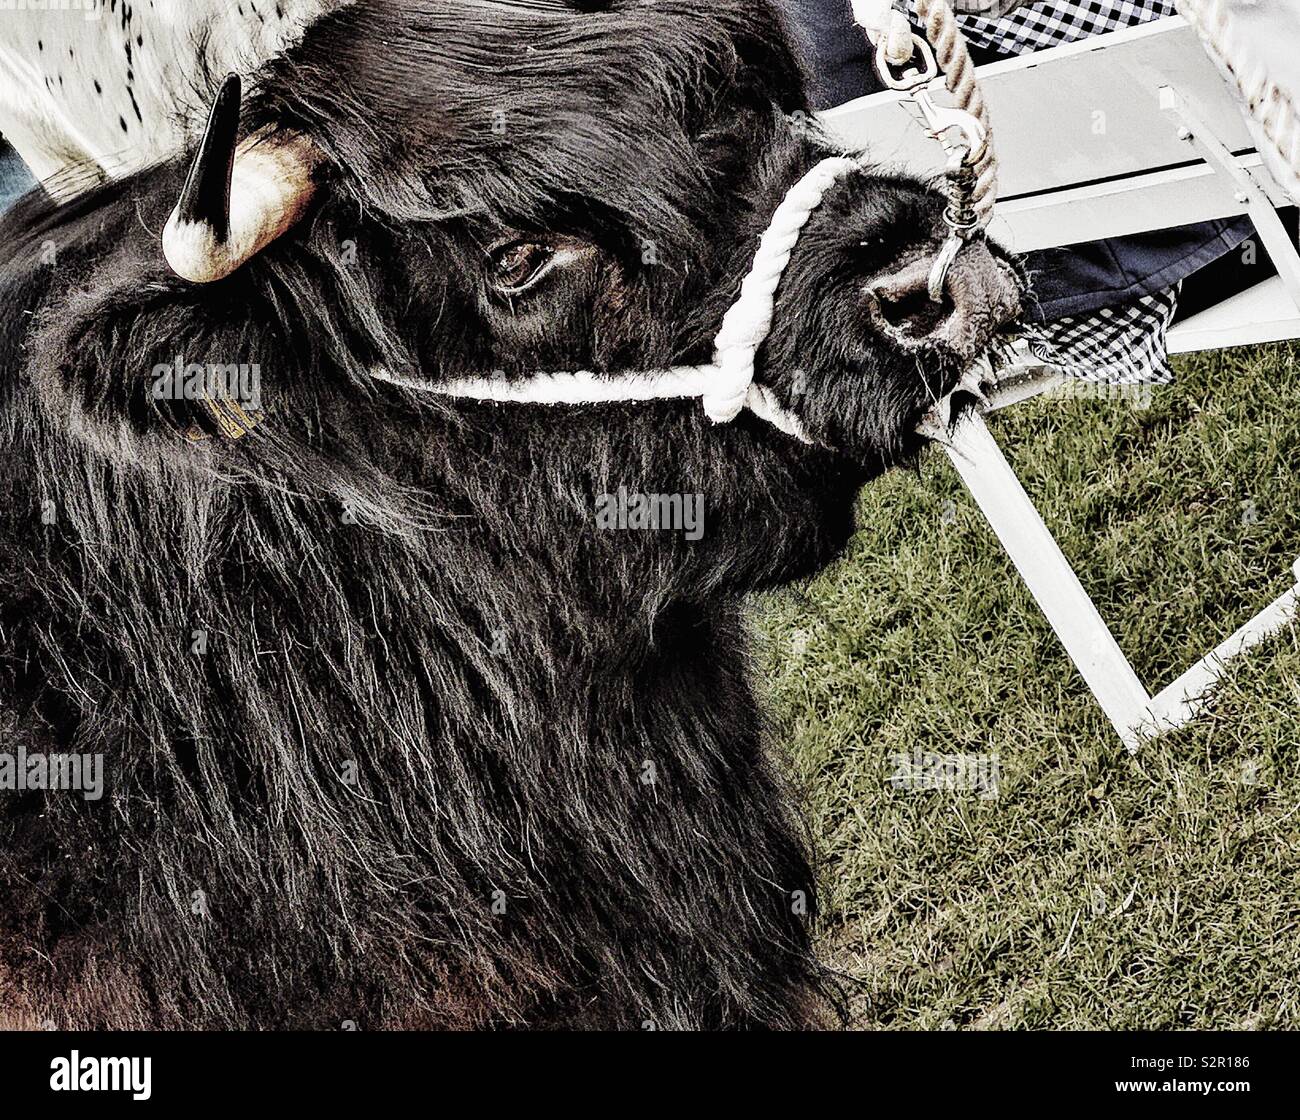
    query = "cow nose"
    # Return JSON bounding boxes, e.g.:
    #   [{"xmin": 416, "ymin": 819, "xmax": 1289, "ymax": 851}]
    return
[{"xmin": 864, "ymin": 239, "xmax": 1021, "ymax": 359}]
